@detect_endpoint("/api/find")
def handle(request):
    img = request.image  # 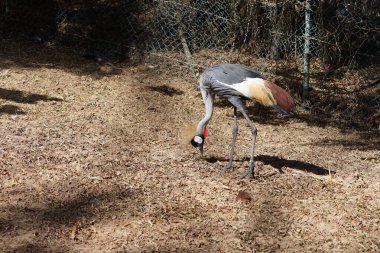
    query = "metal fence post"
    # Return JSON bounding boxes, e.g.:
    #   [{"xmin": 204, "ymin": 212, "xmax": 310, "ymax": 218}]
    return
[{"xmin": 302, "ymin": 0, "xmax": 311, "ymax": 108}]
